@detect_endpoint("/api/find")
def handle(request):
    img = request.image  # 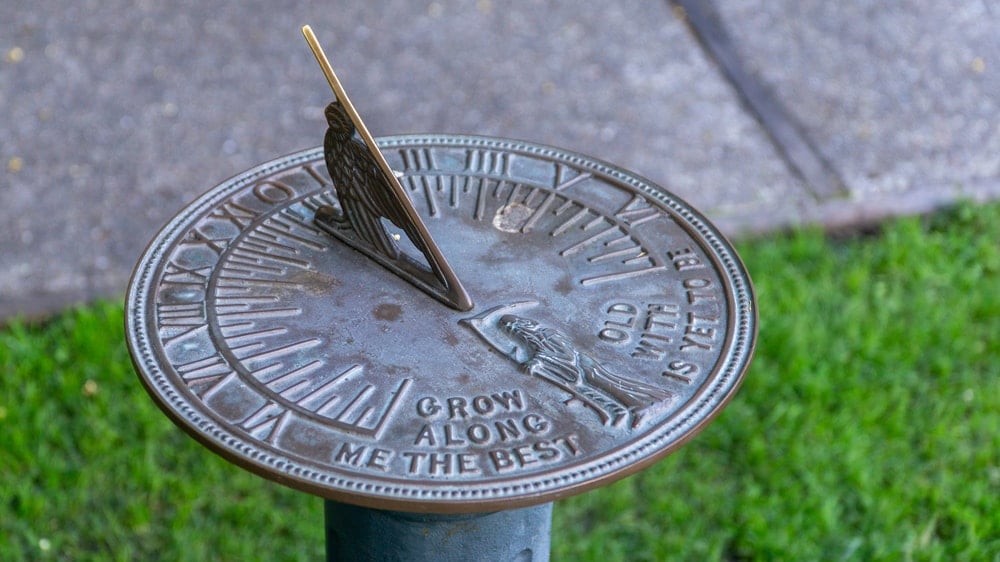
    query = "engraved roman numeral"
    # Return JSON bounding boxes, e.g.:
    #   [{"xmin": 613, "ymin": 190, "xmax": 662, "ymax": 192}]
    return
[
  {"xmin": 162, "ymin": 260, "xmax": 212, "ymax": 286},
  {"xmin": 236, "ymin": 363, "xmax": 411, "ymax": 441},
  {"xmin": 613, "ymin": 195, "xmax": 663, "ymax": 227},
  {"xmin": 550, "ymin": 204, "xmax": 591, "ymax": 237},
  {"xmin": 579, "ymin": 265, "xmax": 668, "ymax": 286},
  {"xmin": 515, "ymin": 191, "xmax": 558, "ymax": 233},
  {"xmin": 465, "ymin": 149, "xmax": 511, "ymax": 176},
  {"xmin": 466, "ymin": 176, "xmax": 488, "ymax": 220},
  {"xmin": 181, "ymin": 228, "xmax": 228, "ymax": 255},
  {"xmin": 399, "ymin": 147, "xmax": 437, "ymax": 171},
  {"xmin": 175, "ymin": 352, "xmax": 235, "ymax": 399},
  {"xmin": 251, "ymin": 179, "xmax": 296, "ymax": 204},
  {"xmin": 330, "ymin": 377, "xmax": 412, "ymax": 438},
  {"xmin": 211, "ymin": 199, "xmax": 258, "ymax": 228},
  {"xmin": 302, "ymin": 192, "xmax": 341, "ymax": 215},
  {"xmin": 238, "ymin": 401, "xmax": 290, "ymax": 444},
  {"xmin": 545, "ymin": 194, "xmax": 669, "ymax": 286},
  {"xmin": 586, "ymin": 241, "xmax": 650, "ymax": 264},
  {"xmin": 413, "ymin": 175, "xmax": 440, "ymax": 217},
  {"xmin": 219, "ymin": 325, "xmax": 287, "ymax": 346},
  {"xmin": 216, "ymin": 306, "xmax": 302, "ymax": 327},
  {"xmin": 255, "ymin": 361, "xmax": 347, "ymax": 415},
  {"xmin": 231, "ymin": 337, "xmax": 321, "ymax": 366},
  {"xmin": 559, "ymin": 223, "xmax": 621, "ymax": 257},
  {"xmin": 156, "ymin": 301, "xmax": 207, "ymax": 344},
  {"xmin": 221, "ymin": 257, "xmax": 284, "ymax": 278},
  {"xmin": 275, "ymin": 206, "xmax": 321, "ymax": 231},
  {"xmin": 217, "ymin": 211, "xmax": 327, "ymax": 280},
  {"xmin": 551, "ymin": 163, "xmax": 592, "ymax": 191},
  {"xmin": 299, "ymin": 162, "xmax": 330, "ymax": 187},
  {"xmin": 255, "ymin": 219, "xmax": 327, "ymax": 251},
  {"xmin": 226, "ymin": 244, "xmax": 310, "ymax": 273},
  {"xmin": 219, "ymin": 245, "xmax": 309, "ymax": 287}
]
